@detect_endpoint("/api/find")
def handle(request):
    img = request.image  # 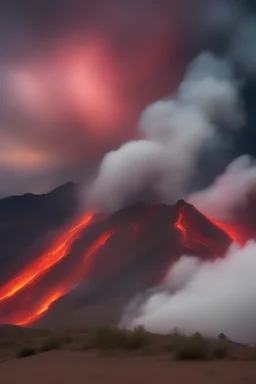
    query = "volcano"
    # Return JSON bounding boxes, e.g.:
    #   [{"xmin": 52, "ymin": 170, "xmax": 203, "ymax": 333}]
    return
[{"xmin": 0, "ymin": 184, "xmax": 236, "ymax": 327}]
